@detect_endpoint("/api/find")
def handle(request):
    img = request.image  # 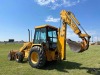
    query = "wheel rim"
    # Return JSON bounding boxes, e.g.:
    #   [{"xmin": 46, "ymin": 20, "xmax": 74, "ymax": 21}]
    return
[
  {"xmin": 31, "ymin": 52, "xmax": 39, "ymax": 64},
  {"xmin": 16, "ymin": 55, "xmax": 19, "ymax": 61}
]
